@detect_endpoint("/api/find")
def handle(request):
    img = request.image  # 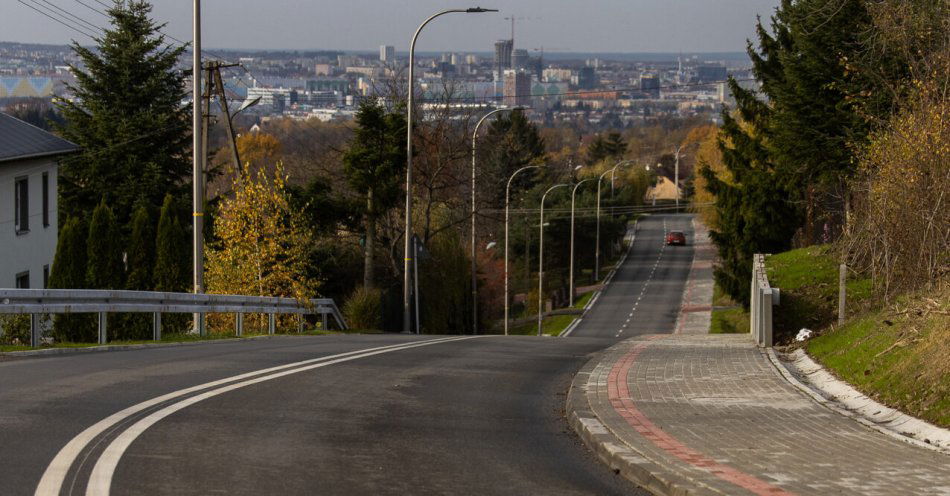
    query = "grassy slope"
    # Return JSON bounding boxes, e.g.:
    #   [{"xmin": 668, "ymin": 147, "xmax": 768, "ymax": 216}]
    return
[{"xmin": 766, "ymin": 246, "xmax": 948, "ymax": 428}]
